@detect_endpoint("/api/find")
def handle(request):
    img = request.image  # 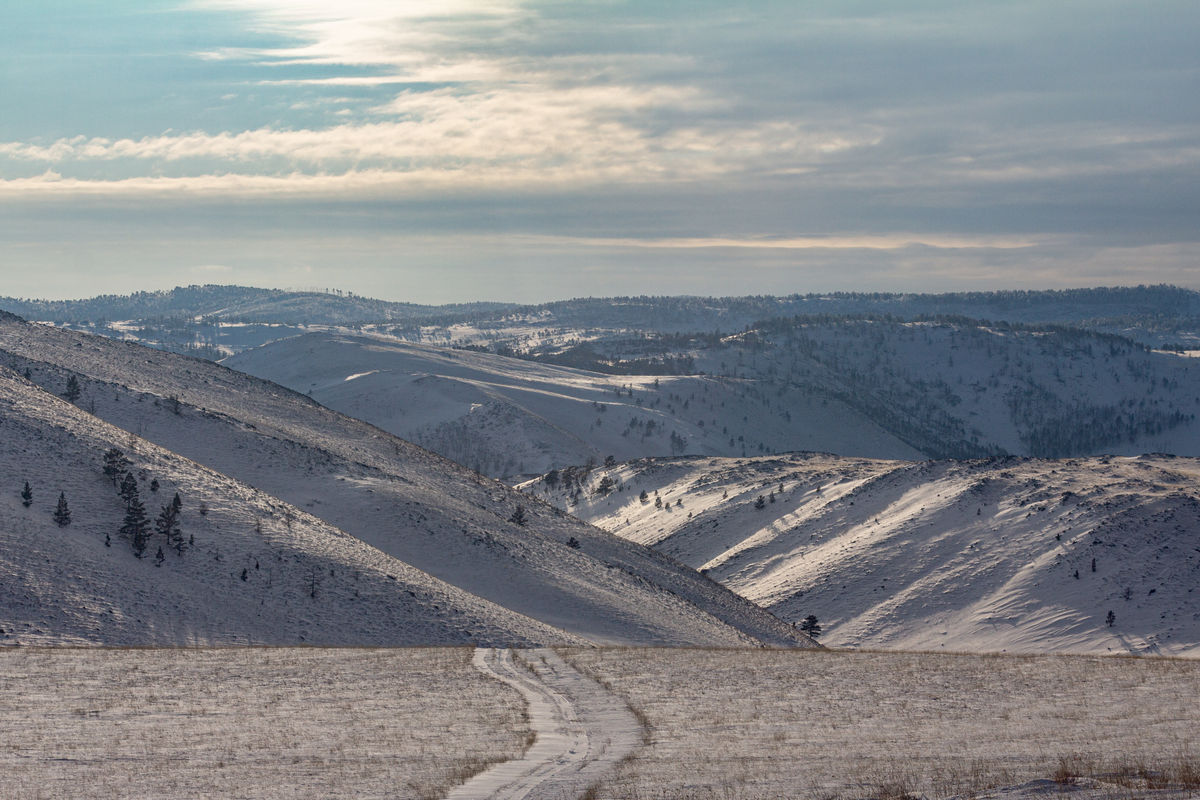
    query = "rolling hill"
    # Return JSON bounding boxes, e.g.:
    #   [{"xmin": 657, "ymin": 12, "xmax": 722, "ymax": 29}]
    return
[
  {"xmin": 225, "ymin": 314, "xmax": 1200, "ymax": 482},
  {"xmin": 223, "ymin": 331, "xmax": 921, "ymax": 478},
  {"xmin": 0, "ymin": 311, "xmax": 812, "ymax": 648},
  {"xmin": 522, "ymin": 452, "xmax": 1200, "ymax": 656},
  {"xmin": 0, "ymin": 365, "xmax": 575, "ymax": 647}
]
